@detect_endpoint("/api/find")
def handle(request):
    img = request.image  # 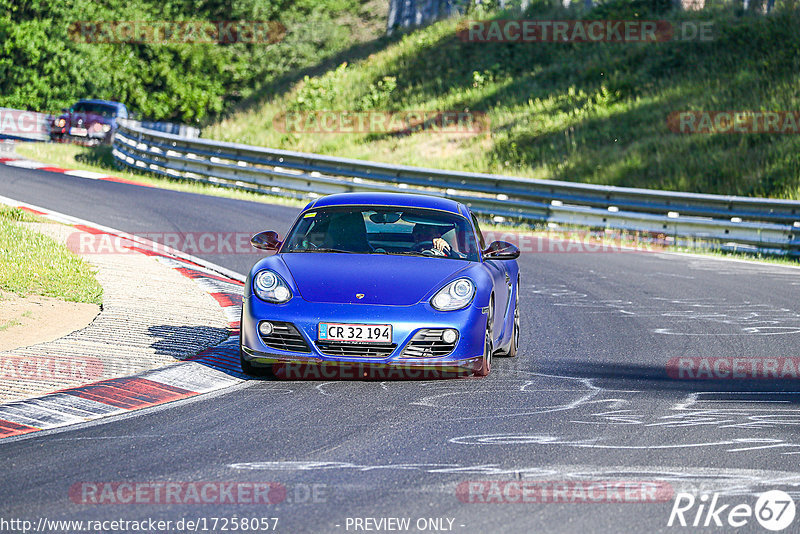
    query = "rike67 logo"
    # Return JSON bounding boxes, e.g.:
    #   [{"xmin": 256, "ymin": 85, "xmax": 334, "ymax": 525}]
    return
[{"xmin": 668, "ymin": 490, "xmax": 796, "ymax": 531}]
